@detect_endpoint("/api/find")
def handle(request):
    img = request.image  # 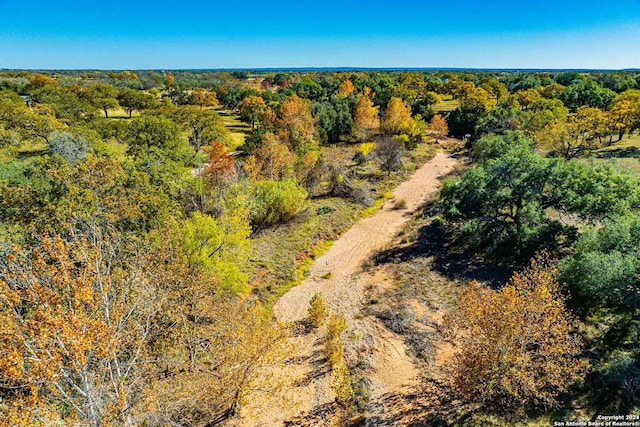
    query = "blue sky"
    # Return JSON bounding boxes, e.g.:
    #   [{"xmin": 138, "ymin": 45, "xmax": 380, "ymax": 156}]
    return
[{"xmin": 1, "ymin": 0, "xmax": 639, "ymax": 69}]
